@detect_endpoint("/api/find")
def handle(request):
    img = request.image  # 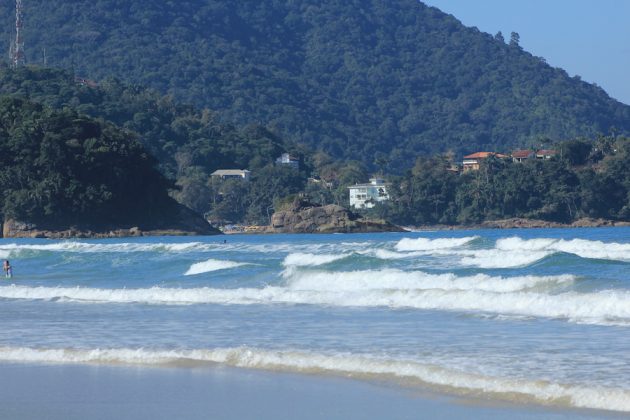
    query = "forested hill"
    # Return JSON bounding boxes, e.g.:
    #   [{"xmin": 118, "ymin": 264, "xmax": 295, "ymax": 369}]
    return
[
  {"xmin": 0, "ymin": 95, "xmax": 217, "ymax": 235},
  {"xmin": 2, "ymin": 0, "xmax": 630, "ymax": 170}
]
